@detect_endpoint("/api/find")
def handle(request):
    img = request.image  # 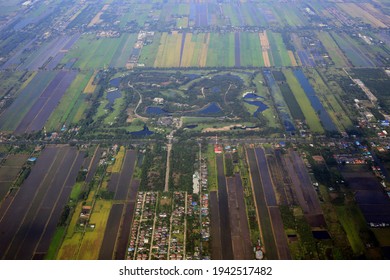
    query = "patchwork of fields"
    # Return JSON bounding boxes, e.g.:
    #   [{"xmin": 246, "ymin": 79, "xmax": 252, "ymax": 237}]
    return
[{"xmin": 0, "ymin": 0, "xmax": 389, "ymax": 261}]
